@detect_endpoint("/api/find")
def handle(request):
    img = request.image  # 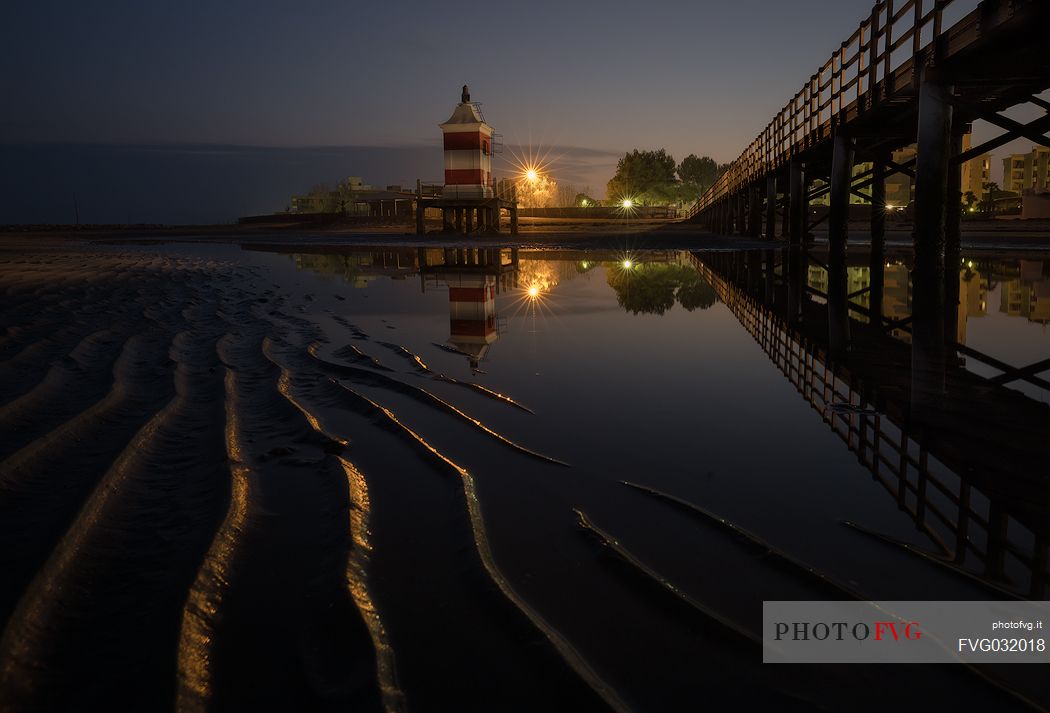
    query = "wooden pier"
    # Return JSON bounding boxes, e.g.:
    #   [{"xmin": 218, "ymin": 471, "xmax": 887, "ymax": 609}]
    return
[{"xmin": 687, "ymin": 0, "xmax": 1050, "ymax": 268}]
